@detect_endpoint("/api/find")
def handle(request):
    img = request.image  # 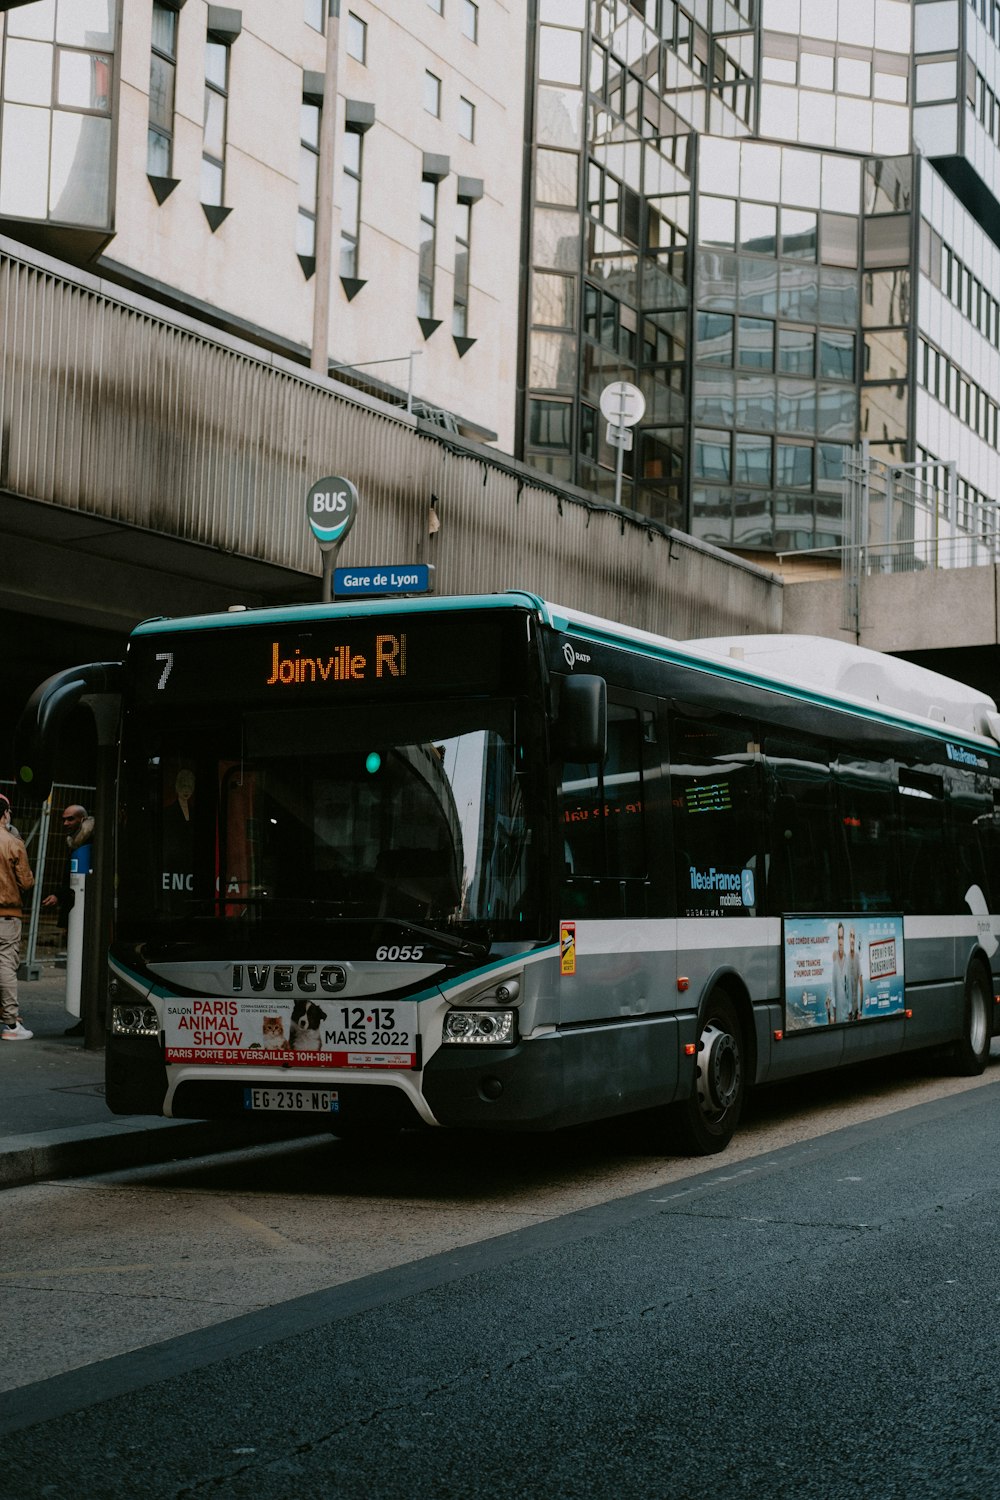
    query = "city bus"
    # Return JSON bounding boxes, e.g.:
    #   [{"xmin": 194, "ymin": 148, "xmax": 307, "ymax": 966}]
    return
[{"xmin": 20, "ymin": 591, "xmax": 1000, "ymax": 1154}]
